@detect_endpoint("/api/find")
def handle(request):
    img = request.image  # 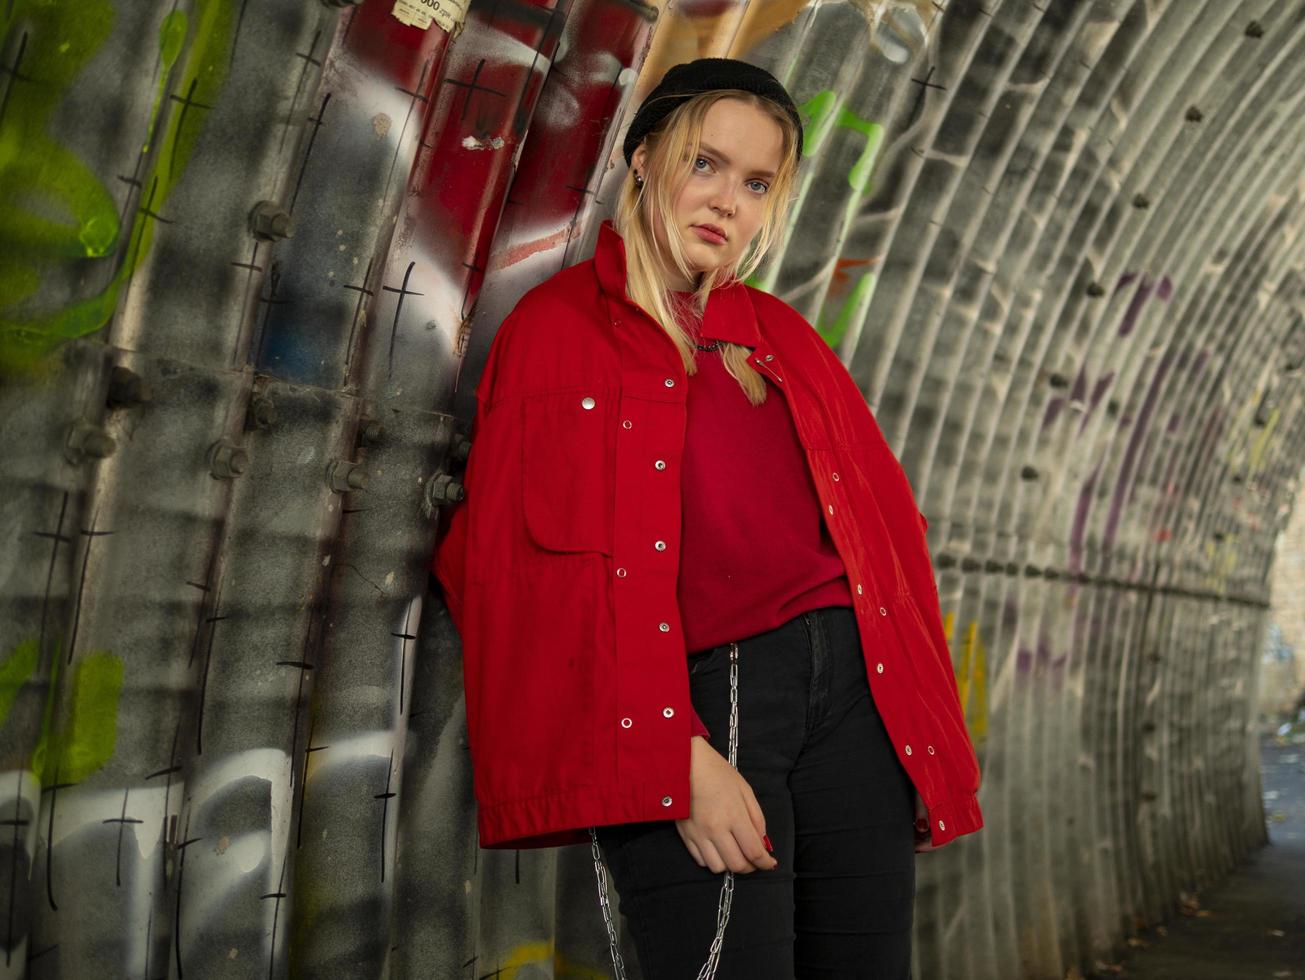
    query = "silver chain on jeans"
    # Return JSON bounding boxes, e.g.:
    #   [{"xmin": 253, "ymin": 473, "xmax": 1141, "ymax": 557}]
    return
[{"xmin": 590, "ymin": 641, "xmax": 741, "ymax": 980}]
